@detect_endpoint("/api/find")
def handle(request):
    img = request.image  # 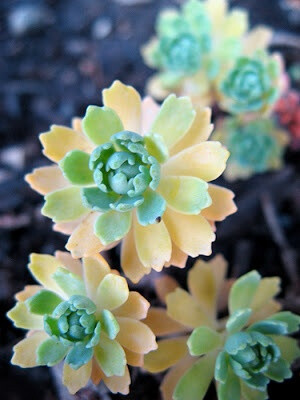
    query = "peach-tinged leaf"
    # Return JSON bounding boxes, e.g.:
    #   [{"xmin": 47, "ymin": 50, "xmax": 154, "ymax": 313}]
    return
[
  {"xmin": 103, "ymin": 80, "xmax": 141, "ymax": 132},
  {"xmin": 201, "ymin": 184, "xmax": 237, "ymax": 221},
  {"xmin": 249, "ymin": 299, "xmax": 281, "ymax": 325},
  {"xmin": 114, "ymin": 292, "xmax": 149, "ymax": 320},
  {"xmin": 54, "ymin": 251, "xmax": 82, "ymax": 276},
  {"xmin": 102, "ymin": 366, "xmax": 130, "ymax": 395},
  {"xmin": 40, "ymin": 125, "xmax": 92, "ymax": 163},
  {"xmin": 124, "ymin": 348, "xmax": 144, "ymax": 367},
  {"xmin": 96, "ymin": 274, "xmax": 129, "ymax": 312},
  {"xmin": 163, "ymin": 208, "xmax": 215, "ymax": 257},
  {"xmin": 143, "ymin": 307, "xmax": 187, "ymax": 336},
  {"xmin": 121, "ymin": 227, "xmax": 151, "ymax": 283},
  {"xmin": 134, "ymin": 218, "xmax": 171, "ymax": 271},
  {"xmin": 53, "ymin": 215, "xmax": 85, "ymax": 235},
  {"xmin": 25, "ymin": 165, "xmax": 70, "ymax": 195},
  {"xmin": 166, "ymin": 288, "xmax": 215, "ymax": 329},
  {"xmin": 42, "ymin": 187, "xmax": 89, "ymax": 223},
  {"xmin": 141, "ymin": 96, "xmax": 160, "ymax": 135},
  {"xmin": 63, "ymin": 360, "xmax": 92, "ymax": 394},
  {"xmin": 171, "ymin": 107, "xmax": 213, "ymax": 156},
  {"xmin": 165, "ymin": 242, "xmax": 188, "ymax": 269},
  {"xmin": 15, "ymin": 285, "xmax": 42, "ymax": 301},
  {"xmin": 116, "ymin": 317, "xmax": 157, "ymax": 354},
  {"xmin": 155, "ymin": 275, "xmax": 179, "ymax": 304},
  {"xmin": 151, "ymin": 94, "xmax": 195, "ymax": 149},
  {"xmin": 144, "ymin": 337, "xmax": 188, "ymax": 373},
  {"xmin": 163, "ymin": 142, "xmax": 229, "ymax": 182},
  {"xmin": 91, "ymin": 359, "xmax": 103, "ymax": 385},
  {"xmin": 66, "ymin": 213, "xmax": 109, "ymax": 258},
  {"xmin": 250, "ymin": 277, "xmax": 281, "ymax": 311},
  {"xmin": 11, "ymin": 331, "xmax": 48, "ymax": 367},
  {"xmin": 243, "ymin": 26, "xmax": 273, "ymax": 56}
]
